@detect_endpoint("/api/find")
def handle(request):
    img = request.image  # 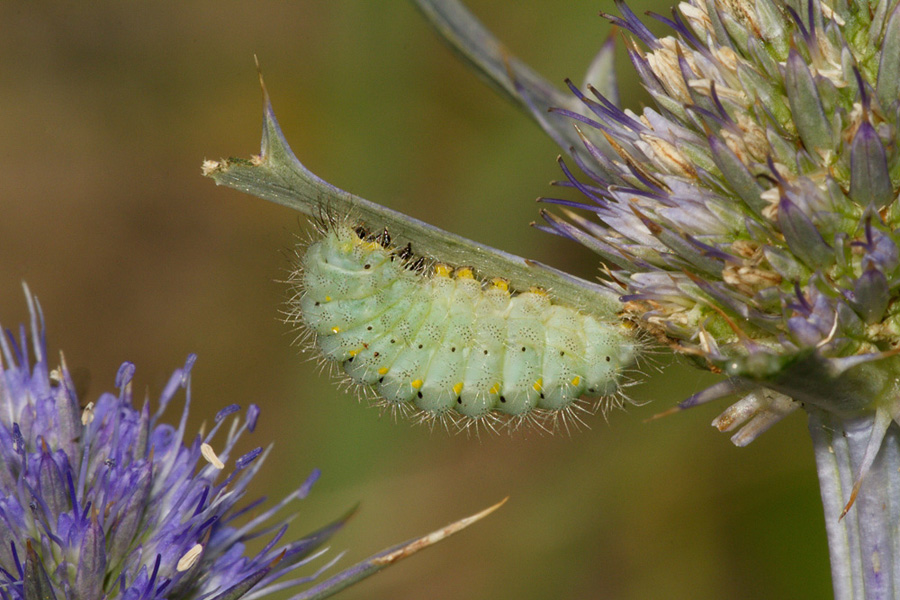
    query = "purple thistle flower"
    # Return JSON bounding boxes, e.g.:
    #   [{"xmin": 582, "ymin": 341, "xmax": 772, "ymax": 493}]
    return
[
  {"xmin": 0, "ymin": 289, "xmax": 347, "ymax": 600},
  {"xmin": 529, "ymin": 0, "xmax": 900, "ymax": 434}
]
